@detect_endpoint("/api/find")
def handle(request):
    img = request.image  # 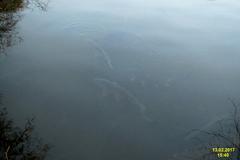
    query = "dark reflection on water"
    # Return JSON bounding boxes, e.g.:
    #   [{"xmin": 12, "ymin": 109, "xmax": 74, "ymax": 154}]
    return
[
  {"xmin": 0, "ymin": 0, "xmax": 48, "ymax": 53},
  {"xmin": 0, "ymin": 9, "xmax": 22, "ymax": 53},
  {"xmin": 1, "ymin": 0, "xmax": 240, "ymax": 159}
]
